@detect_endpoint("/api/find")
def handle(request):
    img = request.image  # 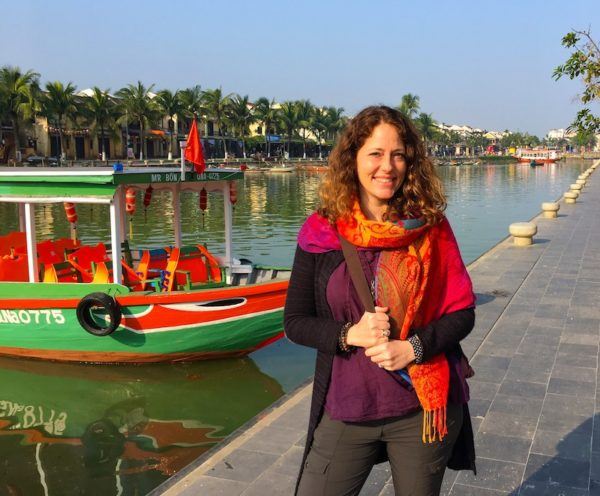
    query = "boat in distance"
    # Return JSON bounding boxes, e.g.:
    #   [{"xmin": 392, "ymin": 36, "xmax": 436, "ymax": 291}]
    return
[{"xmin": 0, "ymin": 166, "xmax": 290, "ymax": 363}]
